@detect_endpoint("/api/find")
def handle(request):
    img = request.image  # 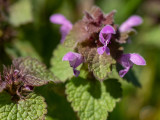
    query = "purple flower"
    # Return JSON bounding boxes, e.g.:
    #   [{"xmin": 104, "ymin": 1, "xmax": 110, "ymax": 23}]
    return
[
  {"xmin": 118, "ymin": 53, "xmax": 146, "ymax": 77},
  {"xmin": 119, "ymin": 15, "xmax": 143, "ymax": 32},
  {"xmin": 50, "ymin": 14, "xmax": 73, "ymax": 43},
  {"xmin": 97, "ymin": 25, "xmax": 116, "ymax": 55},
  {"xmin": 62, "ymin": 52, "xmax": 83, "ymax": 77}
]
